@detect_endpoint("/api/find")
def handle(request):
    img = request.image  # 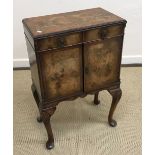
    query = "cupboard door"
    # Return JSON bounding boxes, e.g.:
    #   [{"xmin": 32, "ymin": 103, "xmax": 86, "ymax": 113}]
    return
[
  {"xmin": 84, "ymin": 36, "xmax": 123, "ymax": 92},
  {"xmin": 39, "ymin": 45, "xmax": 83, "ymax": 100}
]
